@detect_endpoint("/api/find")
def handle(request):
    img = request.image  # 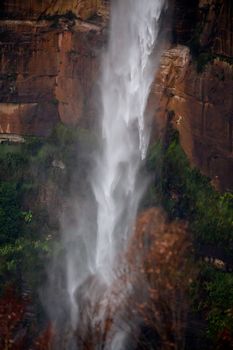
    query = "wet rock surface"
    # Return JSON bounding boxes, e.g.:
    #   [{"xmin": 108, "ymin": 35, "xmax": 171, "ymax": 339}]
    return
[{"xmin": 153, "ymin": 45, "xmax": 233, "ymax": 191}]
